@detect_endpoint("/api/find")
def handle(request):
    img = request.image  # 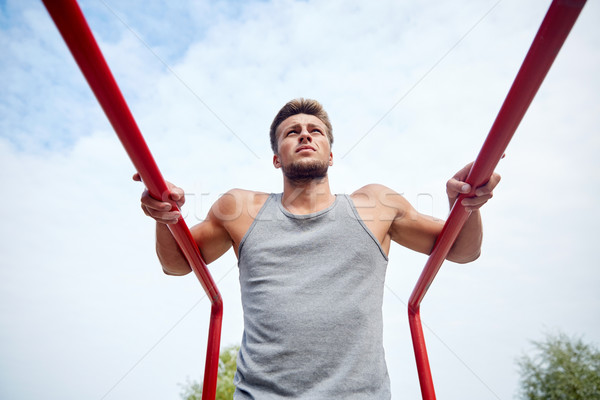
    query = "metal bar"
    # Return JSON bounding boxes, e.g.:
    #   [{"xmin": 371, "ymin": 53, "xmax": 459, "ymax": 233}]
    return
[
  {"xmin": 407, "ymin": 1, "xmax": 586, "ymax": 398},
  {"xmin": 41, "ymin": 1, "xmax": 223, "ymax": 399}
]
